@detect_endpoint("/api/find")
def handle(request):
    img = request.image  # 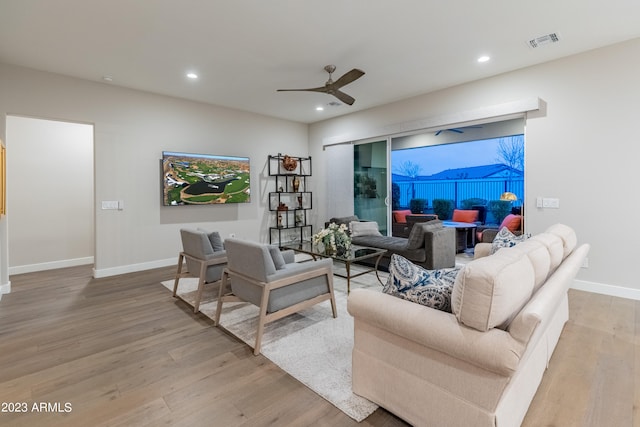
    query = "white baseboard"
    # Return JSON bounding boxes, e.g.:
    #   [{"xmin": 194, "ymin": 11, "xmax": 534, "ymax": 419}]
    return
[
  {"xmin": 6, "ymin": 257, "xmax": 640, "ymax": 302},
  {"xmin": 0, "ymin": 281, "xmax": 11, "ymax": 300},
  {"xmin": 572, "ymin": 279, "xmax": 640, "ymax": 301},
  {"xmin": 93, "ymin": 258, "xmax": 175, "ymax": 278},
  {"xmin": 9, "ymin": 257, "xmax": 94, "ymax": 276}
]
